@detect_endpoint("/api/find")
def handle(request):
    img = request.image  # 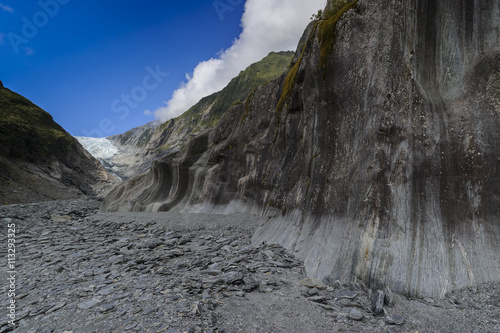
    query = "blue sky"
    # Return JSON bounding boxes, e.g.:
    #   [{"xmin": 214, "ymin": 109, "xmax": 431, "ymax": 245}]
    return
[{"xmin": 0, "ymin": 0, "xmax": 324, "ymax": 137}]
